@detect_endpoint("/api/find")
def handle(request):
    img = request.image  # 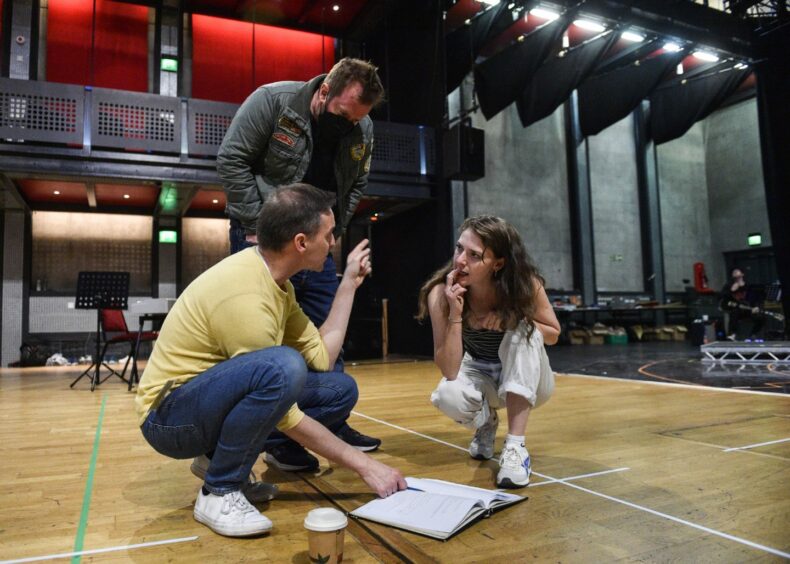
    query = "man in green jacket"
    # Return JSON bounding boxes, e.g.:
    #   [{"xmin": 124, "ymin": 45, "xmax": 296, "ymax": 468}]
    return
[{"xmin": 217, "ymin": 58, "xmax": 385, "ymax": 469}]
